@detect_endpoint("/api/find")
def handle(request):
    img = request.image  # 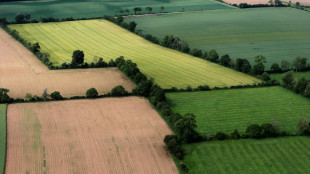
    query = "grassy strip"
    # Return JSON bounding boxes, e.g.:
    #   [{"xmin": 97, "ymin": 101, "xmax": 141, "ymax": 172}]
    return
[
  {"xmin": 0, "ymin": 104, "xmax": 7, "ymax": 174},
  {"xmin": 182, "ymin": 136, "xmax": 310, "ymax": 173}
]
